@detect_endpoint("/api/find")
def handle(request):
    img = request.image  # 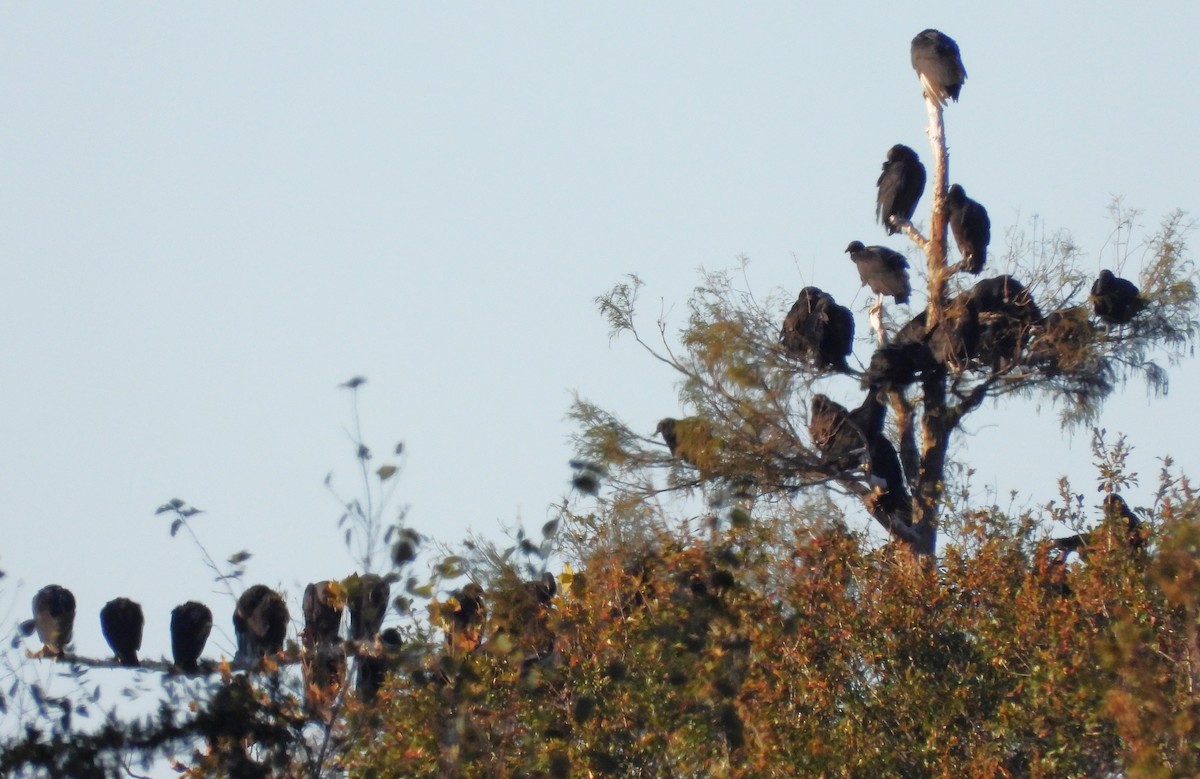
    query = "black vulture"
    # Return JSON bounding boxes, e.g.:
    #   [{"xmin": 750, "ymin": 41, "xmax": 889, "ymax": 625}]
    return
[
  {"xmin": 445, "ymin": 583, "xmax": 487, "ymax": 651},
  {"xmin": 527, "ymin": 572, "xmax": 558, "ymax": 606},
  {"xmin": 890, "ymin": 298, "xmax": 980, "ymax": 372},
  {"xmin": 170, "ymin": 601, "xmax": 213, "ymax": 673},
  {"xmin": 846, "ymin": 241, "xmax": 911, "ymax": 304},
  {"xmin": 346, "ymin": 573, "xmax": 391, "ymax": 642},
  {"xmin": 779, "ymin": 286, "xmax": 855, "ymax": 372},
  {"xmin": 910, "ymin": 29, "xmax": 966, "ymax": 106},
  {"xmin": 32, "ymin": 584, "xmax": 76, "ymax": 659},
  {"xmin": 1028, "ymin": 306, "xmax": 1096, "ymax": 371},
  {"xmin": 233, "ymin": 584, "xmax": 289, "ymax": 666},
  {"xmin": 946, "ymin": 184, "xmax": 991, "ymax": 274},
  {"xmin": 862, "ymin": 342, "xmax": 937, "ymax": 388},
  {"xmin": 99, "ymin": 597, "xmax": 144, "ymax": 667},
  {"xmin": 1051, "ymin": 494, "xmax": 1144, "ymax": 562},
  {"xmin": 357, "ymin": 628, "xmax": 403, "ymax": 703},
  {"xmin": 969, "ymin": 275, "xmax": 1043, "ymax": 369},
  {"xmin": 866, "ymin": 437, "xmax": 911, "ymax": 522},
  {"xmin": 303, "ymin": 580, "xmax": 345, "ymax": 646},
  {"xmin": 656, "ymin": 417, "xmax": 718, "ymax": 470},
  {"xmin": 927, "ymin": 297, "xmax": 982, "ymax": 369},
  {"xmin": 876, "ymin": 144, "xmax": 926, "ymax": 235},
  {"xmin": 809, "ymin": 394, "xmax": 869, "ymax": 472},
  {"xmin": 1104, "ymin": 493, "xmax": 1145, "ymax": 550},
  {"xmin": 1090, "ymin": 270, "xmax": 1142, "ymax": 325},
  {"xmin": 848, "ymin": 387, "xmax": 887, "ymax": 442}
]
